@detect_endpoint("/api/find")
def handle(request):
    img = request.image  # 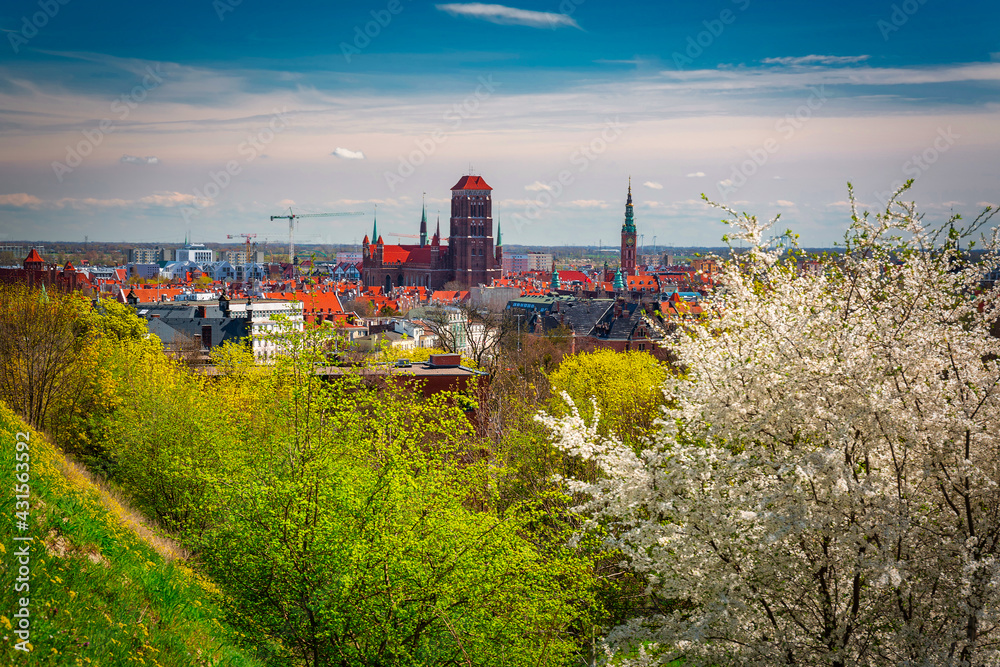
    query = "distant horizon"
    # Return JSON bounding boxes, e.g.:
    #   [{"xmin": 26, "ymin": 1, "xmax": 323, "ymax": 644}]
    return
[{"xmin": 2, "ymin": 0, "xmax": 997, "ymax": 246}]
